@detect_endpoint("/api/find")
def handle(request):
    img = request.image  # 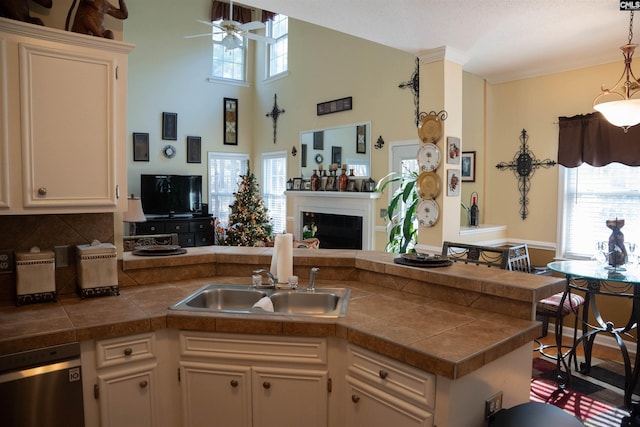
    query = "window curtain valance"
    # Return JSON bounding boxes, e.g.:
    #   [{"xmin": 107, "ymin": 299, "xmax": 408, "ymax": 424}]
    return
[
  {"xmin": 211, "ymin": 0, "xmax": 275, "ymax": 24},
  {"xmin": 558, "ymin": 113, "xmax": 640, "ymax": 167}
]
